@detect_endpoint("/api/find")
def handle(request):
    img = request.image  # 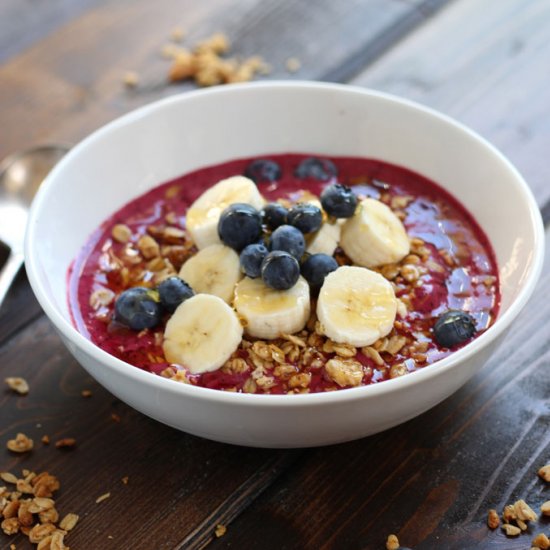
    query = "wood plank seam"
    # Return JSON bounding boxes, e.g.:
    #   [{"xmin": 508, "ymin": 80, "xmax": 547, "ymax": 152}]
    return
[
  {"xmin": 175, "ymin": 451, "xmax": 304, "ymax": 549},
  {"xmin": 0, "ymin": 308, "xmax": 44, "ymax": 348},
  {"xmin": 540, "ymin": 197, "xmax": 550, "ymax": 226},
  {"xmin": 321, "ymin": 0, "xmax": 453, "ymax": 83}
]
